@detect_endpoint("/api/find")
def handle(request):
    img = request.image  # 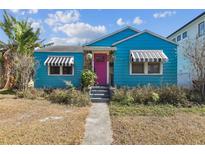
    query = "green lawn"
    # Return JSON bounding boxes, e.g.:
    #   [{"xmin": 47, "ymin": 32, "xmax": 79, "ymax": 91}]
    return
[{"xmin": 110, "ymin": 103, "xmax": 205, "ymax": 117}]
